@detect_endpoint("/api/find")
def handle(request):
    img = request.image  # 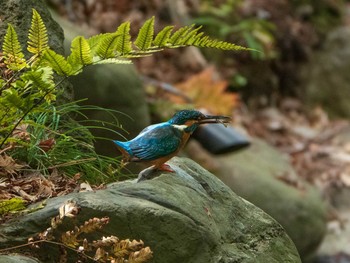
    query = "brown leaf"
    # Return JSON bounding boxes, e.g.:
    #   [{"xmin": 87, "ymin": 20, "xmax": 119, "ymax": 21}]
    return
[
  {"xmin": 12, "ymin": 124, "xmax": 30, "ymax": 141},
  {"xmin": 173, "ymin": 67, "xmax": 238, "ymax": 115},
  {"xmin": 59, "ymin": 200, "xmax": 79, "ymax": 219},
  {"xmin": 0, "ymin": 154, "xmax": 24, "ymax": 175},
  {"xmin": 38, "ymin": 138, "xmax": 56, "ymax": 152}
]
